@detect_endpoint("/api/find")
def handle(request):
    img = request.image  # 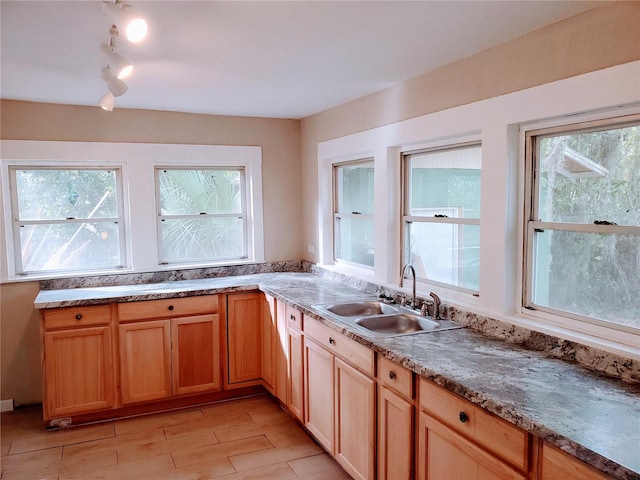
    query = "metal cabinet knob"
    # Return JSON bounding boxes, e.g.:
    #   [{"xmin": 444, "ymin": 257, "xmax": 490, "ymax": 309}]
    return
[
  {"xmin": 168, "ymin": 305, "xmax": 174, "ymax": 311},
  {"xmin": 75, "ymin": 314, "xmax": 82, "ymax": 320},
  {"xmin": 329, "ymin": 337, "xmax": 335, "ymax": 345},
  {"xmin": 459, "ymin": 411, "xmax": 469, "ymax": 423},
  {"xmin": 389, "ymin": 371, "xmax": 396, "ymax": 380}
]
